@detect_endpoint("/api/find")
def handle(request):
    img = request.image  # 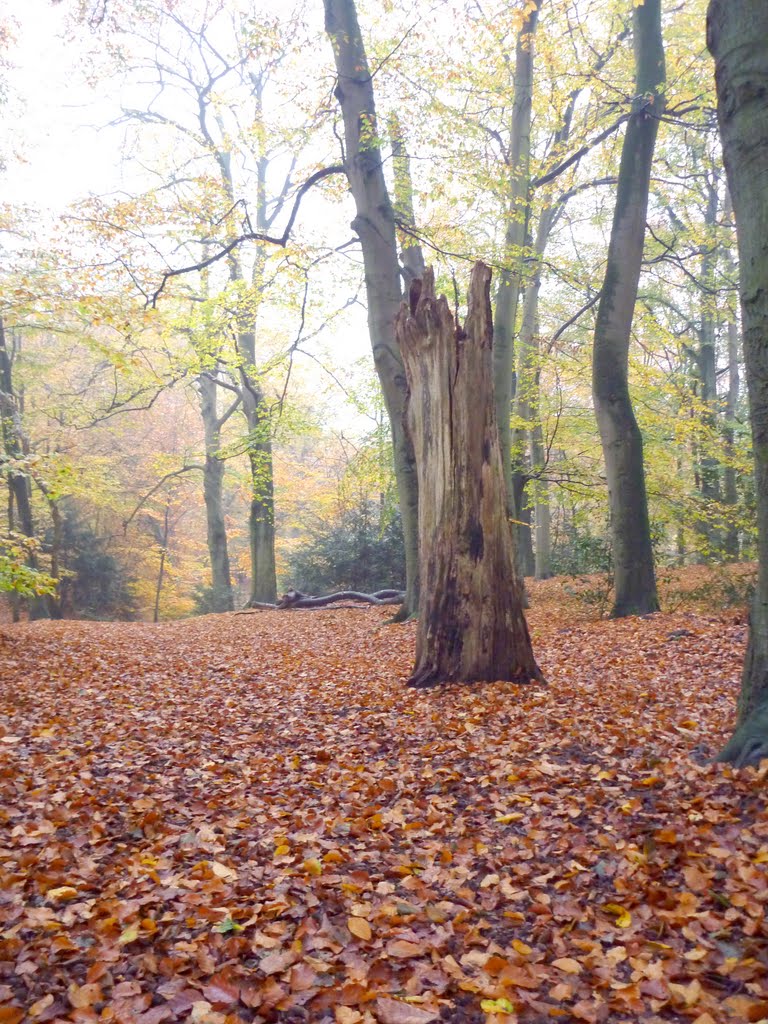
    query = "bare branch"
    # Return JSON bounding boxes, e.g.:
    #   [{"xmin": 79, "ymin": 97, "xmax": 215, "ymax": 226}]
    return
[
  {"xmin": 150, "ymin": 164, "xmax": 344, "ymax": 305},
  {"xmin": 123, "ymin": 464, "xmax": 204, "ymax": 532}
]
